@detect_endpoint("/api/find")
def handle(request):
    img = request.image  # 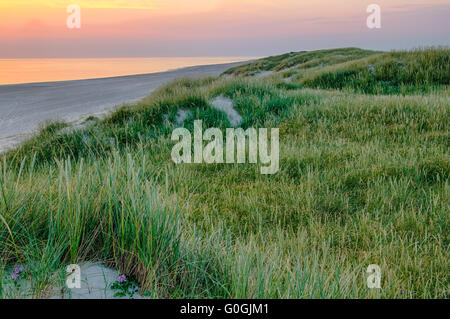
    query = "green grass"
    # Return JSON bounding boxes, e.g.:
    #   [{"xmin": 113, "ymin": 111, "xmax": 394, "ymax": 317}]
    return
[
  {"xmin": 301, "ymin": 48, "xmax": 450, "ymax": 94},
  {"xmin": 223, "ymin": 47, "xmax": 379, "ymax": 76},
  {"xmin": 0, "ymin": 47, "xmax": 449, "ymax": 298},
  {"xmin": 227, "ymin": 47, "xmax": 450, "ymax": 95}
]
